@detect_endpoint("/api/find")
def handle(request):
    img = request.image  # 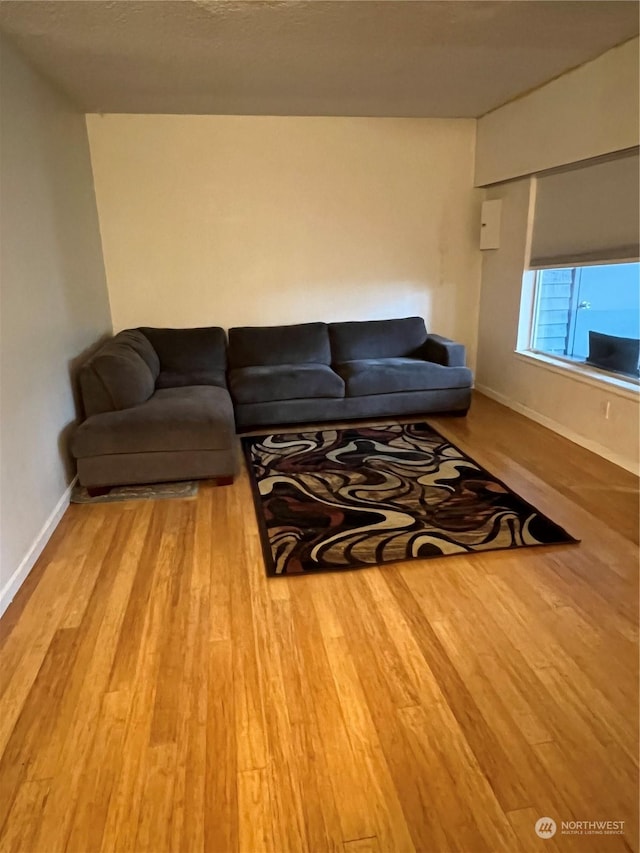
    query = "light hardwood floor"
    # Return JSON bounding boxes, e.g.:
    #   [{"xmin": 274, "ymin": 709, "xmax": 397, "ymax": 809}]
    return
[{"xmin": 0, "ymin": 392, "xmax": 638, "ymax": 853}]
